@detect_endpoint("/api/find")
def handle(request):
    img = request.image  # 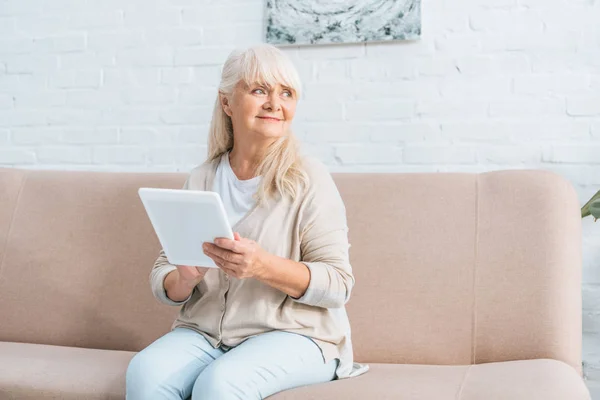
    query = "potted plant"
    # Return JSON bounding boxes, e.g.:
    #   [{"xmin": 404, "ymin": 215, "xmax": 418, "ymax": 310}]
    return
[{"xmin": 582, "ymin": 190, "xmax": 600, "ymax": 221}]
